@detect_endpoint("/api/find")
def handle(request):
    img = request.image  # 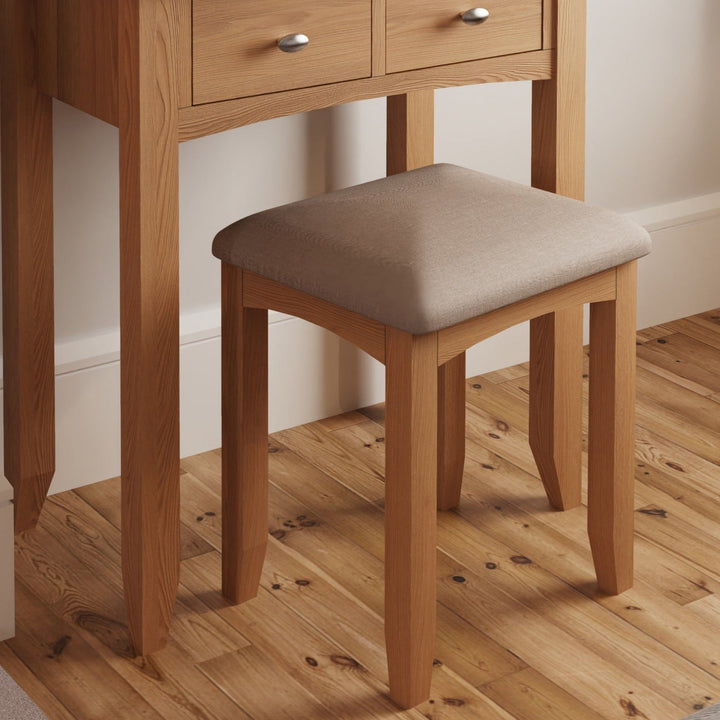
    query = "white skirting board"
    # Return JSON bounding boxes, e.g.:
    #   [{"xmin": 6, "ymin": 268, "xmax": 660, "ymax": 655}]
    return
[
  {"xmin": 0, "ymin": 479, "xmax": 14, "ymax": 641},
  {"xmin": 0, "ymin": 197, "xmax": 718, "ymax": 499}
]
